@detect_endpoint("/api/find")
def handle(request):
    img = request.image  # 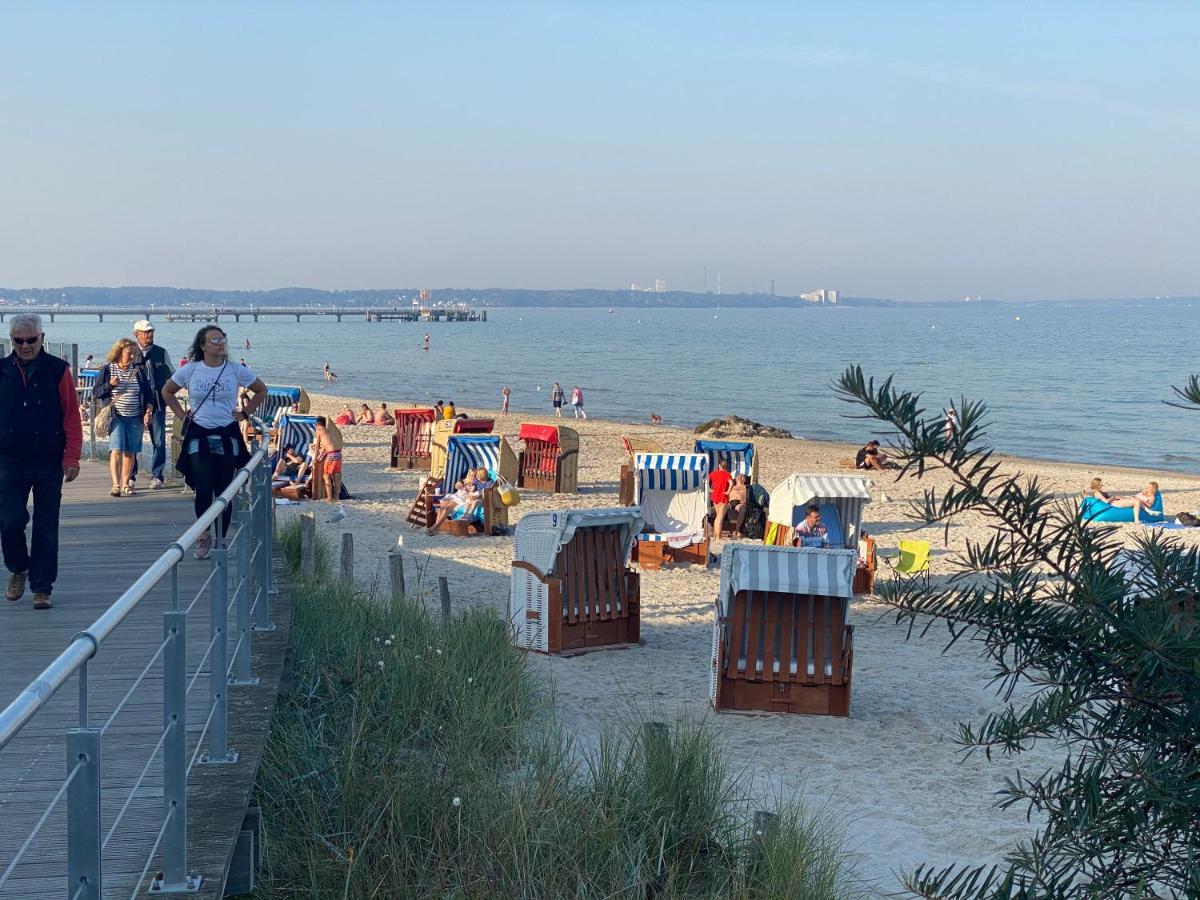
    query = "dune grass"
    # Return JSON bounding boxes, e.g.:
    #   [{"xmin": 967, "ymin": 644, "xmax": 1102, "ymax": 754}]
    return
[{"xmin": 250, "ymin": 517, "xmax": 859, "ymax": 898}]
